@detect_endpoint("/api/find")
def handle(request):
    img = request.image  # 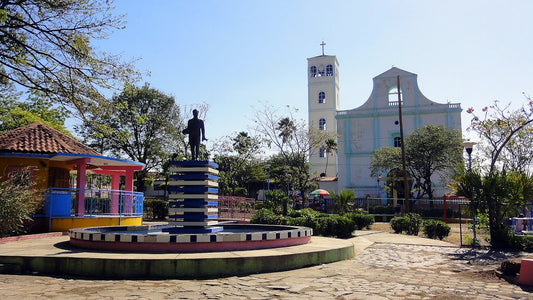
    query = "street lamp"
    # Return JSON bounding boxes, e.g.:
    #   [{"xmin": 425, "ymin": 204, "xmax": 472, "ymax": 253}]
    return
[
  {"xmin": 462, "ymin": 140, "xmax": 477, "ymax": 170},
  {"xmin": 462, "ymin": 140, "xmax": 478, "ymax": 246}
]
